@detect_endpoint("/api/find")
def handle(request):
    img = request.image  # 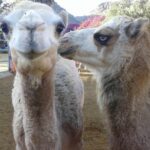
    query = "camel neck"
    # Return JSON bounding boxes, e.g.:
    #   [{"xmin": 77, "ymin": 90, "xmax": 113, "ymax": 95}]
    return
[
  {"xmin": 100, "ymin": 71, "xmax": 150, "ymax": 150},
  {"xmin": 20, "ymin": 70, "xmax": 56, "ymax": 125},
  {"xmin": 18, "ymin": 70, "xmax": 60, "ymax": 149},
  {"xmin": 101, "ymin": 56, "xmax": 150, "ymax": 115},
  {"xmin": 101, "ymin": 70, "xmax": 149, "ymax": 115}
]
